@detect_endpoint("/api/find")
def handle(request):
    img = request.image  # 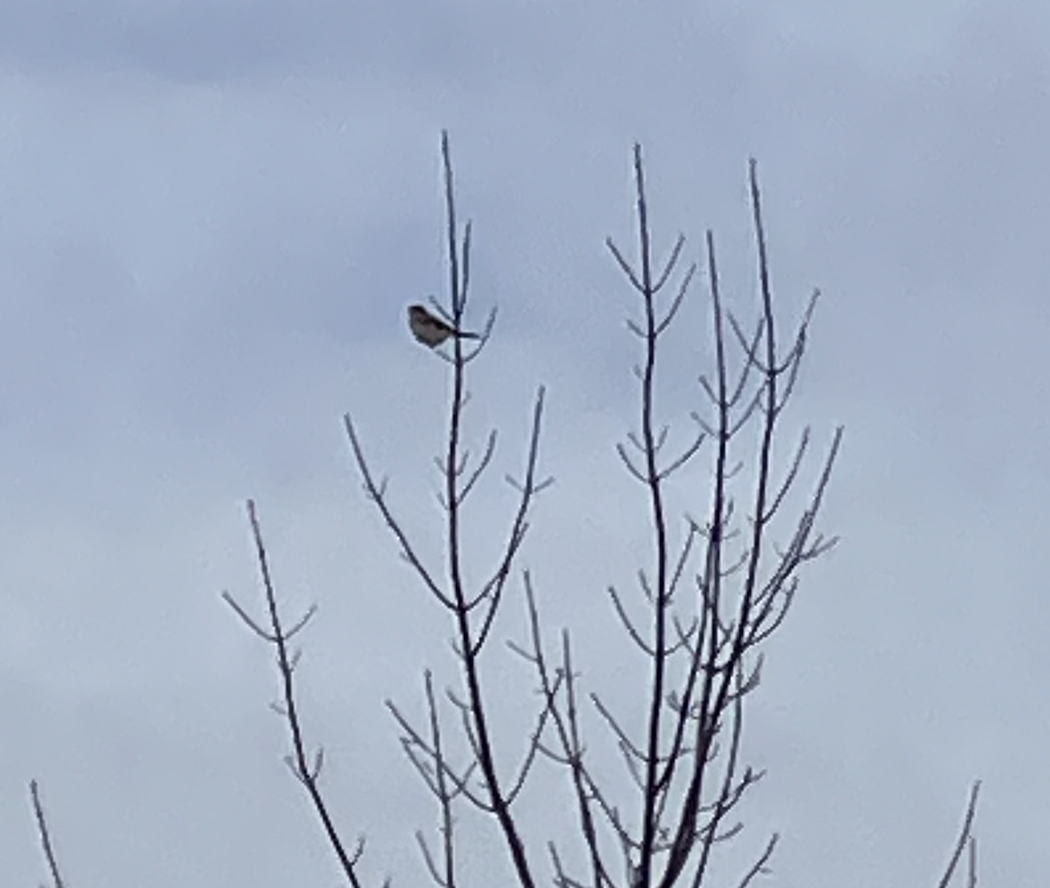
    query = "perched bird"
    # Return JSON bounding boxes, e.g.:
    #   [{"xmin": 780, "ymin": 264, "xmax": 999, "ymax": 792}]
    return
[{"xmin": 408, "ymin": 304, "xmax": 480, "ymax": 348}]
